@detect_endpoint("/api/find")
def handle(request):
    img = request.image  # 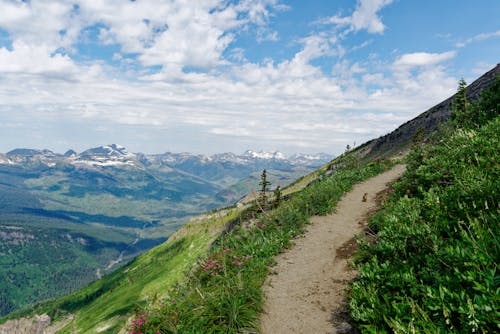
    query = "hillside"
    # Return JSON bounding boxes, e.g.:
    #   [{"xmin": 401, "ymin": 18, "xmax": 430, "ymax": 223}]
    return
[
  {"xmin": 0, "ymin": 147, "xmax": 330, "ymax": 317},
  {"xmin": 0, "ymin": 151, "xmax": 347, "ymax": 333},
  {"xmin": 357, "ymin": 64, "xmax": 500, "ymax": 160},
  {"xmin": 350, "ymin": 79, "xmax": 499, "ymax": 332},
  {"xmin": 1, "ymin": 66, "xmax": 498, "ymax": 333},
  {"xmin": 0, "ymin": 209, "xmax": 241, "ymax": 333}
]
